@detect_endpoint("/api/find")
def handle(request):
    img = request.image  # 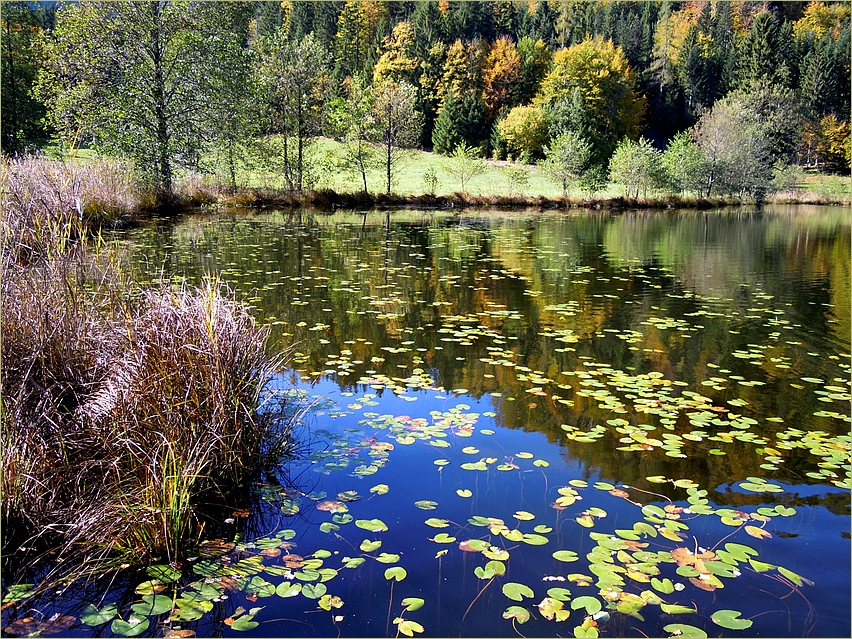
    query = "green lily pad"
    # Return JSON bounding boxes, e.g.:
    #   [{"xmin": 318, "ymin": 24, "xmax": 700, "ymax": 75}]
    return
[
  {"xmin": 80, "ymin": 603, "xmax": 118, "ymax": 626},
  {"xmin": 370, "ymin": 484, "xmax": 389, "ymax": 495},
  {"xmin": 2, "ymin": 584, "xmax": 35, "ymax": 603},
  {"xmin": 230, "ymin": 614, "xmax": 259, "ymax": 631},
  {"xmin": 547, "ymin": 587, "xmax": 572, "ymax": 601},
  {"xmin": 553, "ymin": 550, "xmax": 579, "ymax": 562},
  {"xmin": 456, "ymin": 489, "xmax": 473, "ymax": 498},
  {"xmin": 277, "ymin": 582, "xmax": 302, "ymax": 597},
  {"xmin": 376, "ymin": 553, "xmax": 400, "ymax": 564},
  {"xmin": 522, "ymin": 533, "xmax": 549, "ymax": 545},
  {"xmin": 431, "ymin": 533, "xmax": 456, "ymax": 543},
  {"xmin": 360, "ymin": 539, "xmax": 382, "ymax": 552},
  {"xmin": 661, "ymin": 603, "xmax": 697, "ymax": 614},
  {"xmin": 111, "ymin": 615, "xmax": 149, "ymax": 637},
  {"xmin": 402, "ymin": 597, "xmax": 425, "ymax": 612},
  {"xmin": 651, "ymin": 577, "xmax": 675, "ymax": 594},
  {"xmin": 711, "ymin": 609, "xmax": 753, "ymax": 630},
  {"xmin": 425, "ymin": 518, "xmax": 450, "ymax": 528},
  {"xmin": 385, "ymin": 566, "xmax": 407, "ymax": 581},
  {"xmin": 571, "ymin": 596, "xmax": 601, "ymax": 615},
  {"xmin": 663, "ymin": 623, "xmax": 707, "ymax": 638},
  {"xmin": 502, "ymin": 582, "xmax": 535, "ymax": 601},
  {"xmin": 355, "ymin": 518, "xmax": 388, "ymax": 532},
  {"xmin": 131, "ymin": 594, "xmax": 172, "ymax": 616},
  {"xmin": 146, "ymin": 564, "xmax": 181, "ymax": 583},
  {"xmin": 415, "ymin": 500, "xmax": 438, "ymax": 510},
  {"xmin": 503, "ymin": 605, "xmax": 531, "ymax": 623},
  {"xmin": 301, "ymin": 583, "xmax": 327, "ymax": 599},
  {"xmin": 393, "ymin": 618, "xmax": 424, "ymax": 636}
]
